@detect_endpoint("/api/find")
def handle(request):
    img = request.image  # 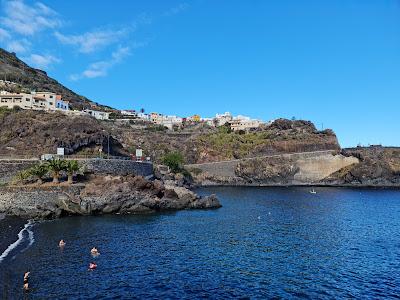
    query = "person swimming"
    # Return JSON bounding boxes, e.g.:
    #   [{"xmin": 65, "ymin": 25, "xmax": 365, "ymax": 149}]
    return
[
  {"xmin": 59, "ymin": 240, "xmax": 66, "ymax": 247},
  {"xmin": 23, "ymin": 271, "xmax": 30, "ymax": 291},
  {"xmin": 88, "ymin": 262, "xmax": 97, "ymax": 270},
  {"xmin": 90, "ymin": 247, "xmax": 99, "ymax": 256}
]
